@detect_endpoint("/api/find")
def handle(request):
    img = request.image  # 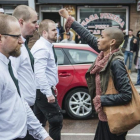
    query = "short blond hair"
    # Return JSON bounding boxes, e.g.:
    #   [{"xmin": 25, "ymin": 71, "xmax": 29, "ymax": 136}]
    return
[
  {"xmin": 0, "ymin": 14, "xmax": 17, "ymax": 34},
  {"xmin": 39, "ymin": 19, "xmax": 55, "ymax": 36},
  {"xmin": 13, "ymin": 5, "xmax": 36, "ymax": 21}
]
